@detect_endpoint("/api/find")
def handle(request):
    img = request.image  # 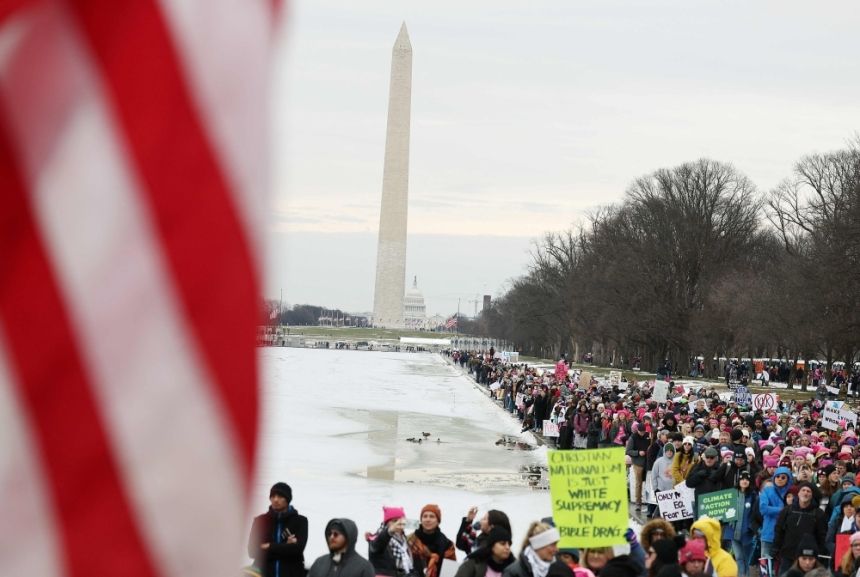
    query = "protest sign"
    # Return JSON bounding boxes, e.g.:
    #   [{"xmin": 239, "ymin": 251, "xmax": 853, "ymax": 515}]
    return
[
  {"xmin": 750, "ymin": 379, "xmax": 763, "ymax": 387},
  {"xmin": 759, "ymin": 557, "xmax": 774, "ymax": 577},
  {"xmin": 629, "ymin": 469, "xmax": 656, "ymax": 506},
  {"xmin": 823, "ymin": 404, "xmax": 857, "ymax": 430},
  {"xmin": 543, "ymin": 420, "xmax": 560, "ymax": 437},
  {"xmin": 652, "ymin": 382, "xmax": 669, "ymax": 403},
  {"xmin": 752, "ymin": 393, "xmax": 777, "ymax": 411},
  {"xmin": 580, "ymin": 371, "xmax": 592, "ymax": 387},
  {"xmin": 656, "ymin": 489, "xmax": 693, "ymax": 521},
  {"xmin": 828, "ymin": 385, "xmax": 842, "ymax": 396},
  {"xmin": 836, "ymin": 533, "xmax": 851, "ymax": 572},
  {"xmin": 548, "ymin": 448, "xmax": 628, "ymax": 547},
  {"xmin": 734, "ymin": 386, "xmax": 751, "ymax": 405},
  {"xmin": 697, "ymin": 489, "xmax": 741, "ymax": 521},
  {"xmin": 515, "ymin": 393, "xmax": 525, "ymax": 409},
  {"xmin": 674, "ymin": 482, "xmax": 695, "ymax": 512},
  {"xmin": 770, "ymin": 382, "xmax": 789, "ymax": 389},
  {"xmin": 609, "ymin": 371, "xmax": 622, "ymax": 386}
]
